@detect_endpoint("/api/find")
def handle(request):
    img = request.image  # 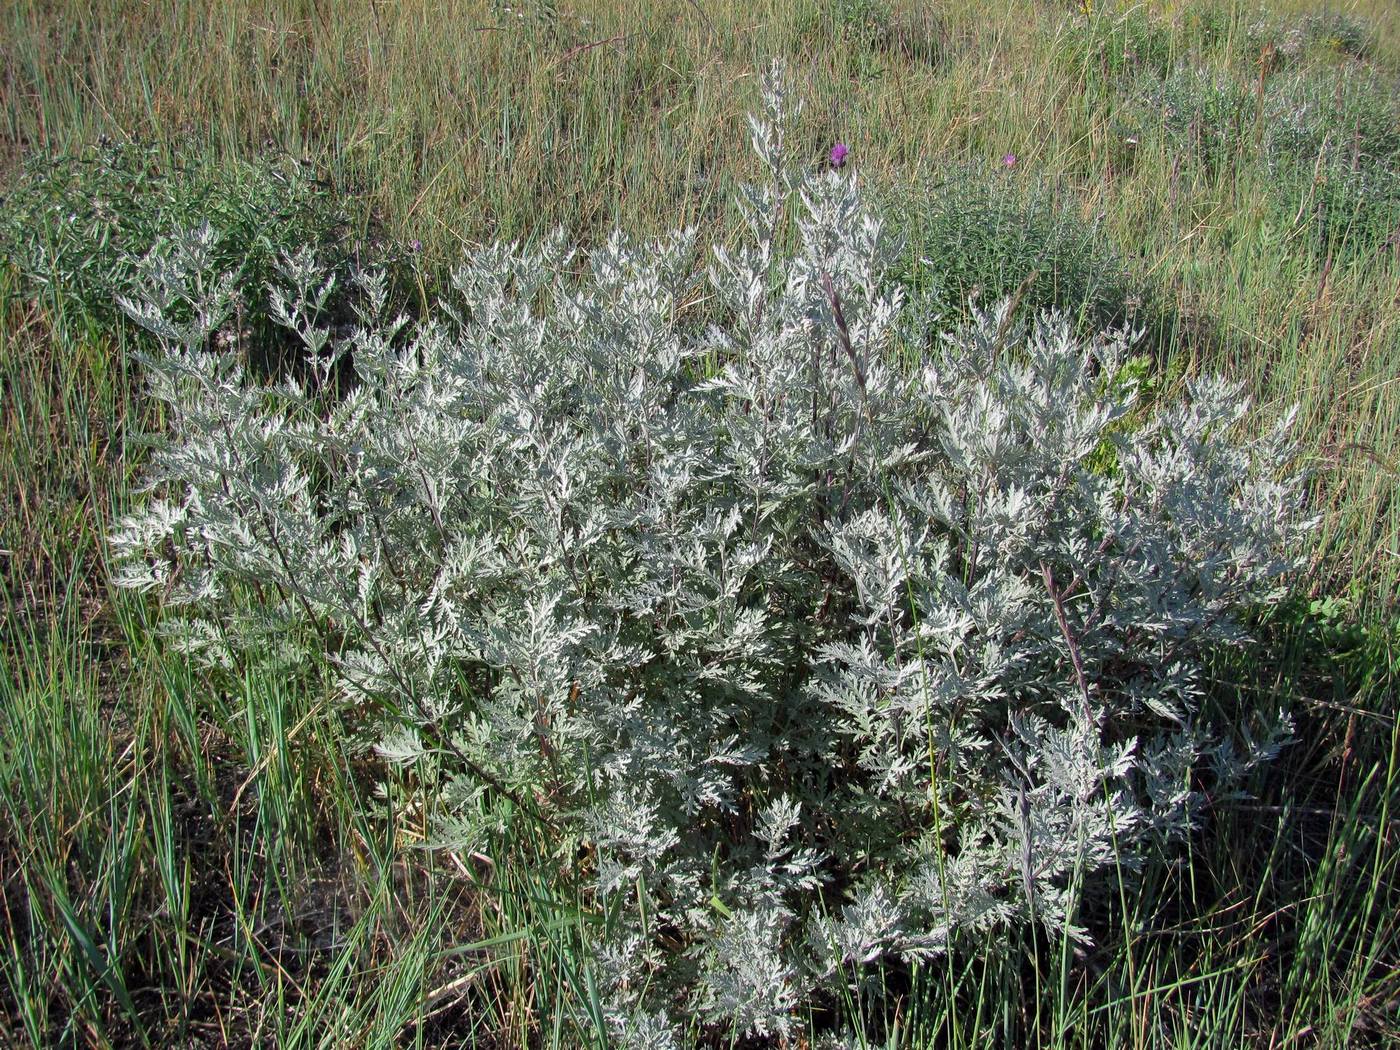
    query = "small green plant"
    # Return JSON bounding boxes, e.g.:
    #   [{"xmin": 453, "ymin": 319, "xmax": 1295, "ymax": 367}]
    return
[
  {"xmin": 1248, "ymin": 9, "xmax": 1377, "ymax": 67},
  {"xmin": 1263, "ymin": 70, "xmax": 1400, "ymax": 254},
  {"xmin": 1145, "ymin": 68, "xmax": 1256, "ymax": 176},
  {"xmin": 888, "ymin": 169, "xmax": 1146, "ymax": 334},
  {"xmin": 0, "ymin": 142, "xmax": 378, "ymax": 353},
  {"xmin": 819, "ymin": 0, "xmax": 895, "ymax": 43}
]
